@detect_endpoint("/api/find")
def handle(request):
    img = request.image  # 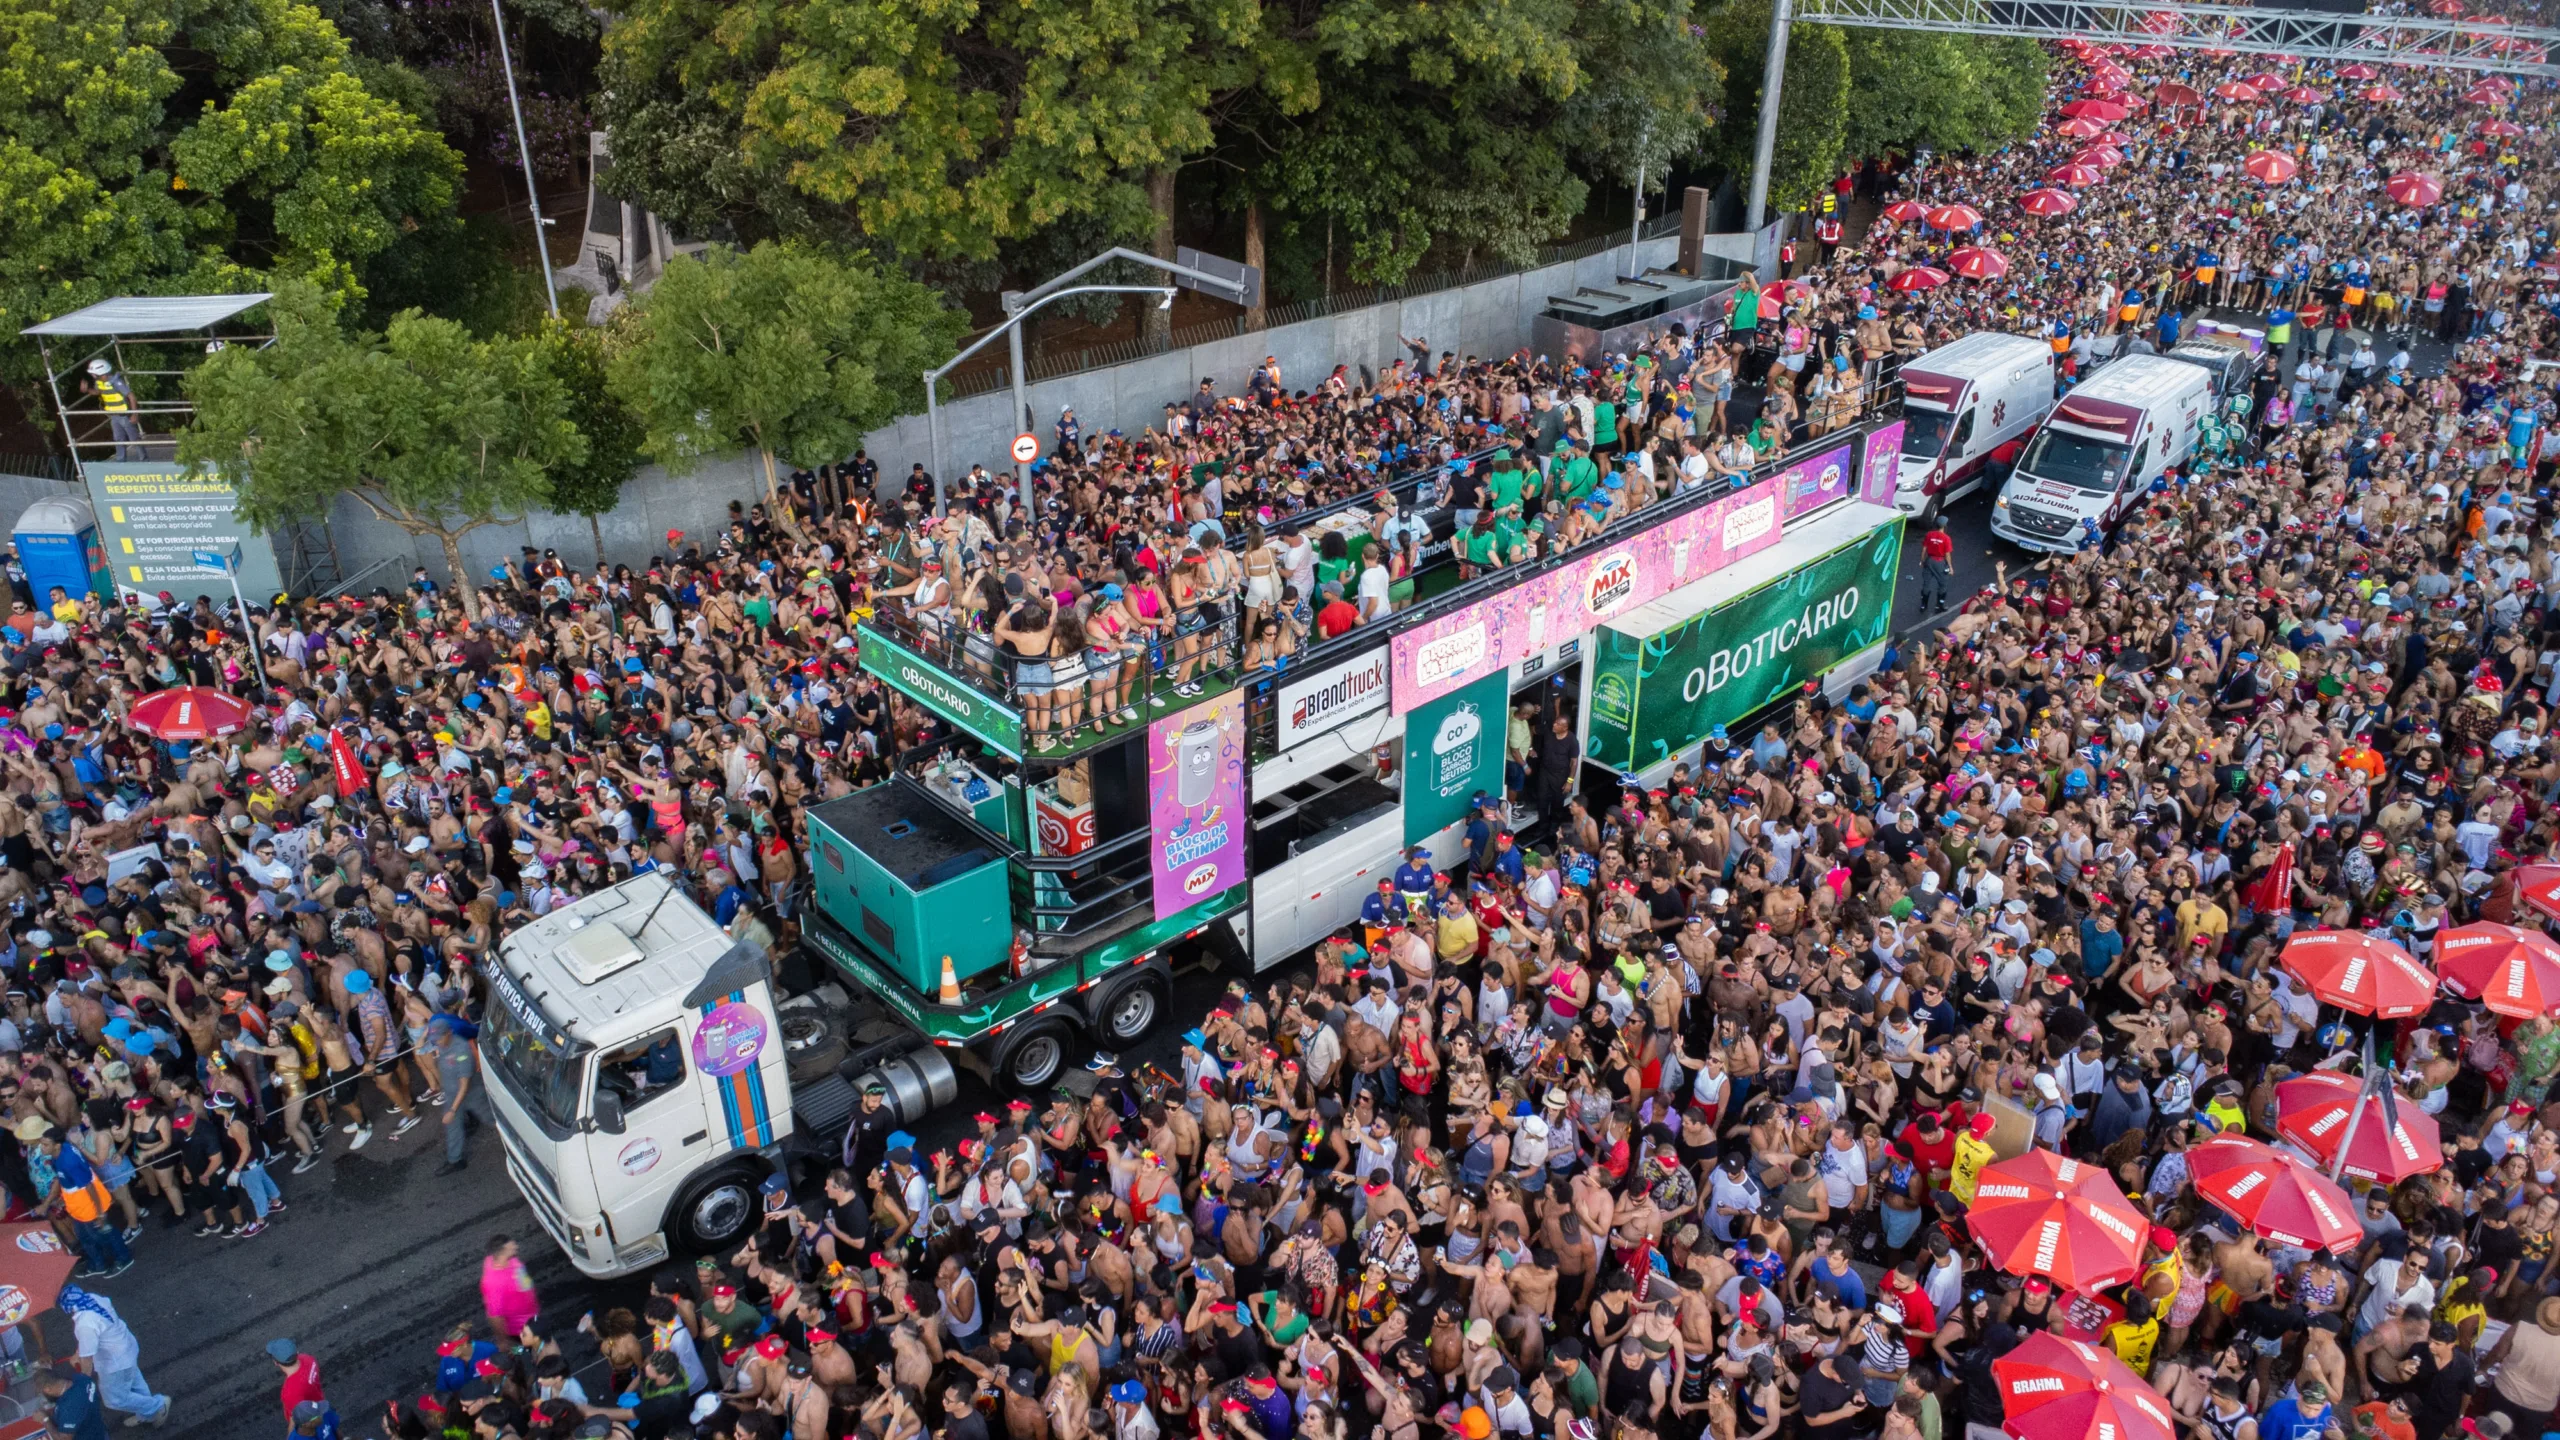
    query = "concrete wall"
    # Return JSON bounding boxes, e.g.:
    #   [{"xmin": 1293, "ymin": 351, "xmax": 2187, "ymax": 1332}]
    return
[{"xmin": 26, "ymin": 232, "xmax": 1760, "ymax": 590}]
